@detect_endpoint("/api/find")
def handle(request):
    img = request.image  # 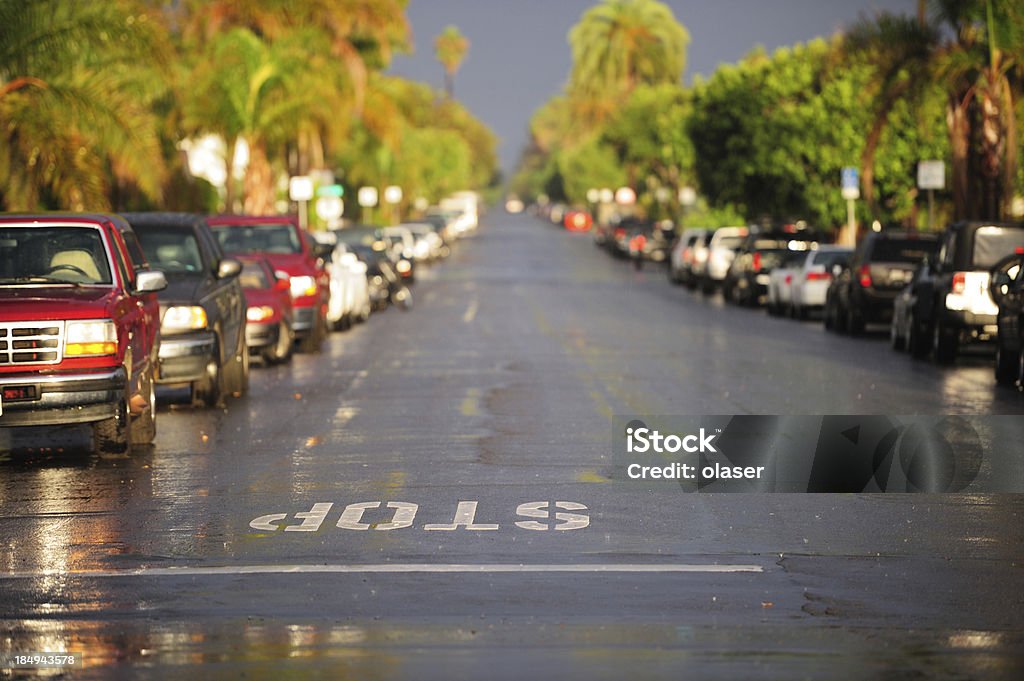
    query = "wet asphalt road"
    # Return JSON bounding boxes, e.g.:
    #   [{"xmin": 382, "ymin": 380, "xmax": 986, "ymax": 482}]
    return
[{"xmin": 1, "ymin": 212, "xmax": 1023, "ymax": 679}]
